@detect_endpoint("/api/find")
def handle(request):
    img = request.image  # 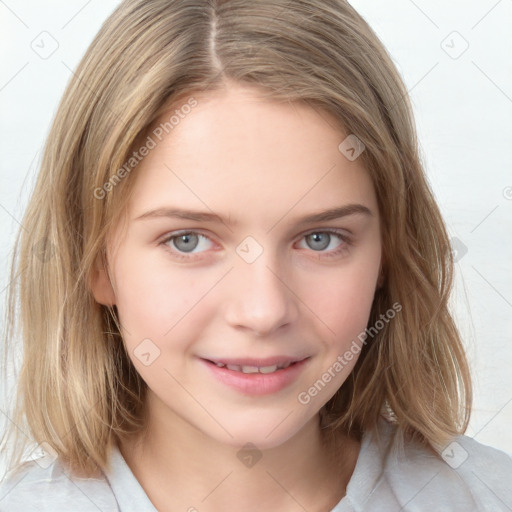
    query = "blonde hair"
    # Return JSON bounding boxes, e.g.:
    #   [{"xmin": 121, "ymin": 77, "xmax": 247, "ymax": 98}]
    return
[{"xmin": 1, "ymin": 0, "xmax": 471, "ymax": 478}]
